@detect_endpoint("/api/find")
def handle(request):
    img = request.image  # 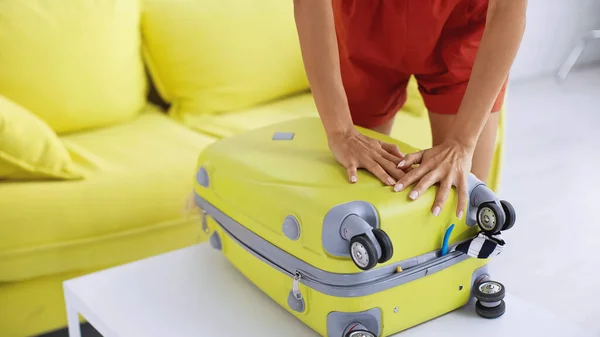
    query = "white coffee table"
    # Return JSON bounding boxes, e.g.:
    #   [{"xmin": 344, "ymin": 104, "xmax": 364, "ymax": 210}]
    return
[{"xmin": 63, "ymin": 243, "xmax": 597, "ymax": 337}]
